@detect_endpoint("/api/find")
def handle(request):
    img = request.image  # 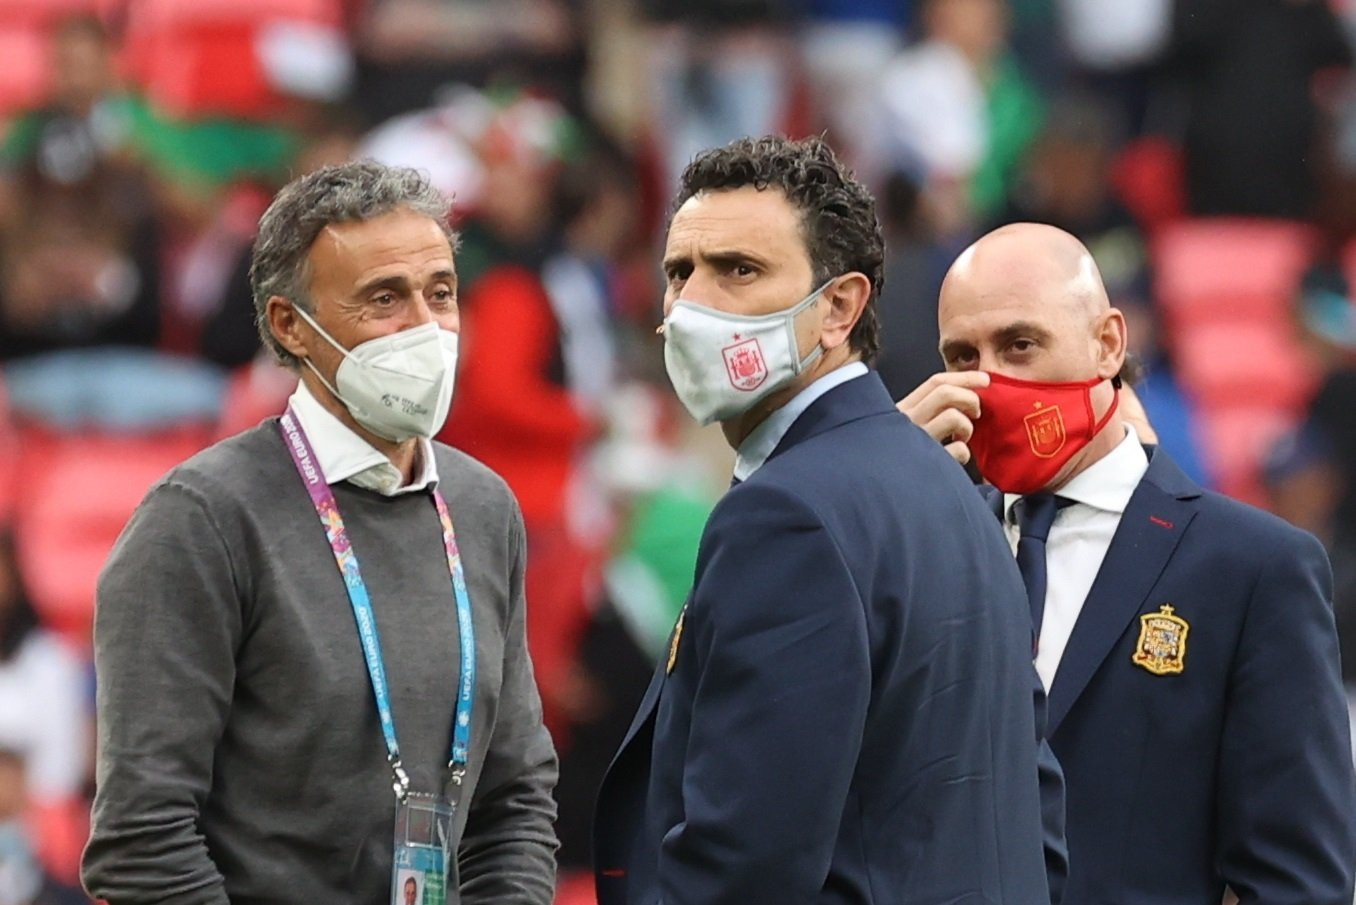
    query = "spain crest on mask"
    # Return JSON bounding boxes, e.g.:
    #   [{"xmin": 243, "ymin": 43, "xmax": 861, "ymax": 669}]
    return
[
  {"xmin": 1024, "ymin": 403, "xmax": 1067, "ymax": 458},
  {"xmin": 722, "ymin": 337, "xmax": 768, "ymax": 391}
]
